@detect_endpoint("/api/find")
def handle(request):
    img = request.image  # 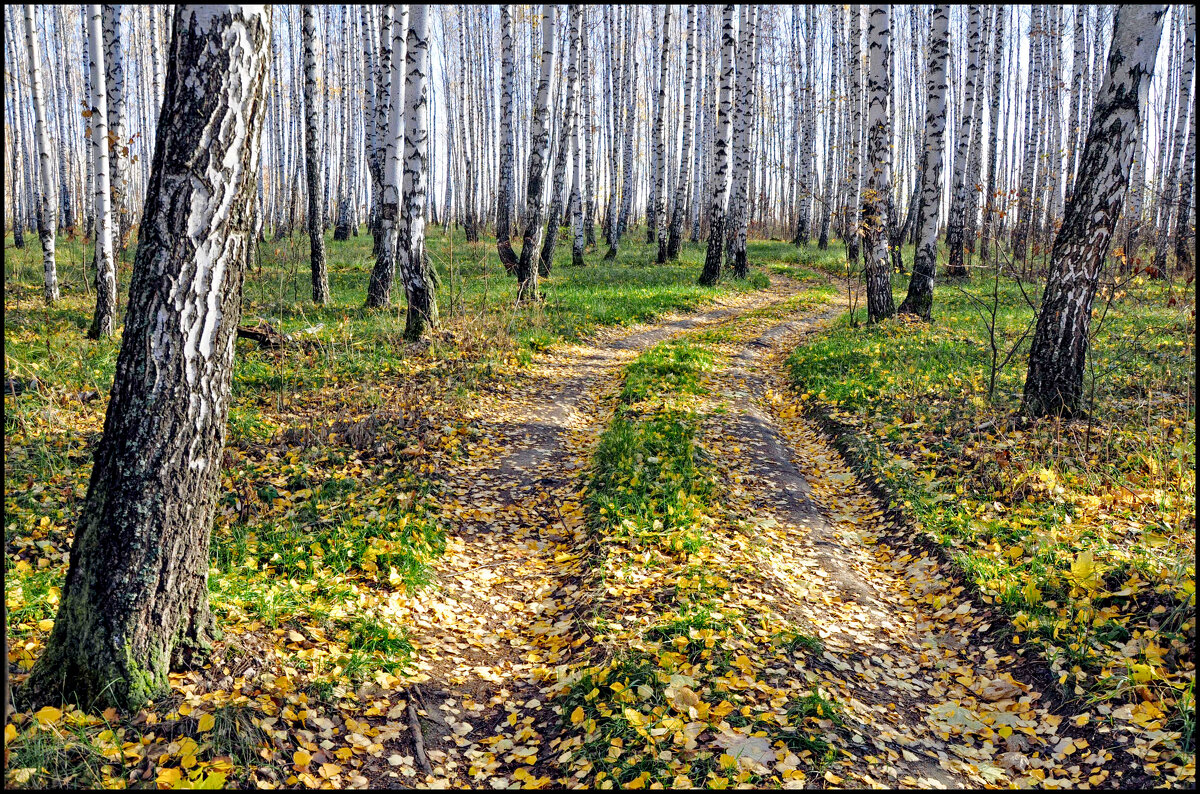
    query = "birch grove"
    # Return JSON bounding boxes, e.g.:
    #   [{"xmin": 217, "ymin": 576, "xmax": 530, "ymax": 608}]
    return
[
  {"xmin": 1, "ymin": 5, "xmax": 1191, "ymax": 328},
  {"xmin": 3, "ymin": 6, "xmax": 1196, "ymax": 773}
]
